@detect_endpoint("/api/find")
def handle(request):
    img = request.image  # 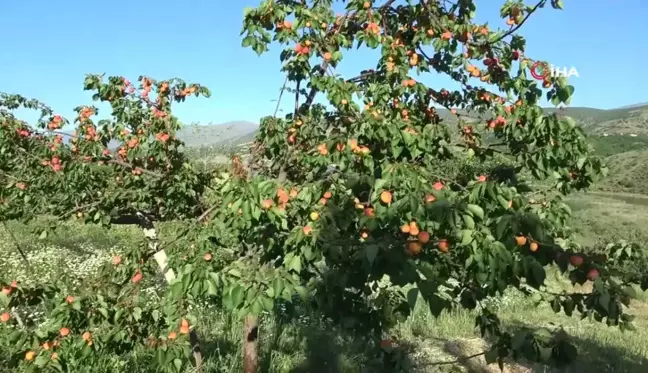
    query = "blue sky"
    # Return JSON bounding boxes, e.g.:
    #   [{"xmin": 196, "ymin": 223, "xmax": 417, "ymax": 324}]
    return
[{"xmin": 1, "ymin": 0, "xmax": 646, "ymax": 128}]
